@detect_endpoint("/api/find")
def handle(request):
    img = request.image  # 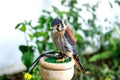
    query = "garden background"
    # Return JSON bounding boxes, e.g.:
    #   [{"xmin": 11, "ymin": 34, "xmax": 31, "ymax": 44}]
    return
[{"xmin": 0, "ymin": 0, "xmax": 120, "ymax": 80}]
